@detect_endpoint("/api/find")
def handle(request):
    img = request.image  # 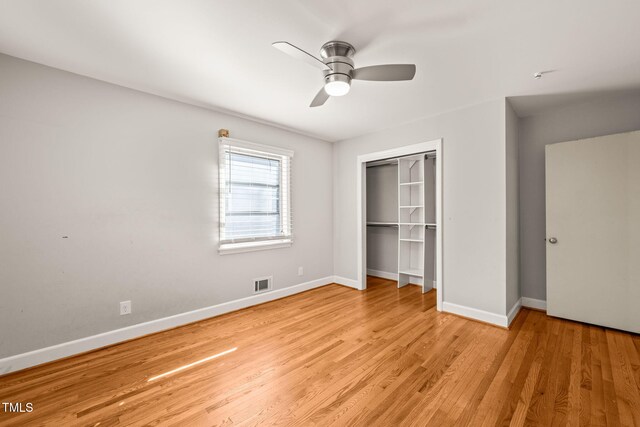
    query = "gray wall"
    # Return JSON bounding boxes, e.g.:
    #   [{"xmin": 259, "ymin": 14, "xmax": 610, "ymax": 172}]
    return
[
  {"xmin": 366, "ymin": 227, "xmax": 398, "ymax": 274},
  {"xmin": 505, "ymin": 100, "xmax": 520, "ymax": 311},
  {"xmin": 518, "ymin": 93, "xmax": 640, "ymax": 301},
  {"xmin": 334, "ymin": 99, "xmax": 510, "ymax": 316},
  {"xmin": 0, "ymin": 54, "xmax": 334, "ymax": 358},
  {"xmin": 366, "ymin": 164, "xmax": 398, "ymax": 274},
  {"xmin": 366, "ymin": 164, "xmax": 398, "ymax": 223}
]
